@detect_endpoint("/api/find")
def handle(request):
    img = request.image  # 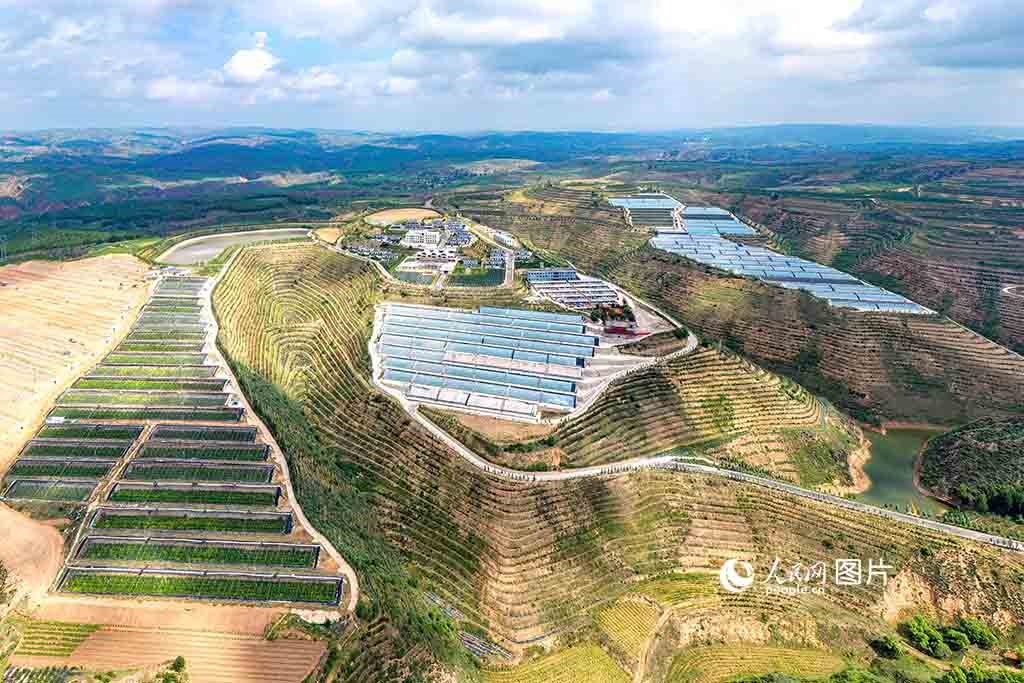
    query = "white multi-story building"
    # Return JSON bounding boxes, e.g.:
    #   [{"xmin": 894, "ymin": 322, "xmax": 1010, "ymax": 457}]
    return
[{"xmin": 400, "ymin": 229, "xmax": 446, "ymax": 248}]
